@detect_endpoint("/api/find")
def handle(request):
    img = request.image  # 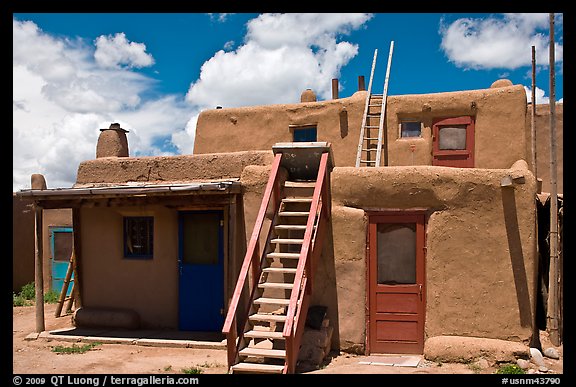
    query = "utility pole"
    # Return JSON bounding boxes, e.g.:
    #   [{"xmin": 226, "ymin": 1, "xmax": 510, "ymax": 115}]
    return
[
  {"xmin": 531, "ymin": 46, "xmax": 537, "ymax": 178},
  {"xmin": 547, "ymin": 12, "xmax": 560, "ymax": 346}
]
